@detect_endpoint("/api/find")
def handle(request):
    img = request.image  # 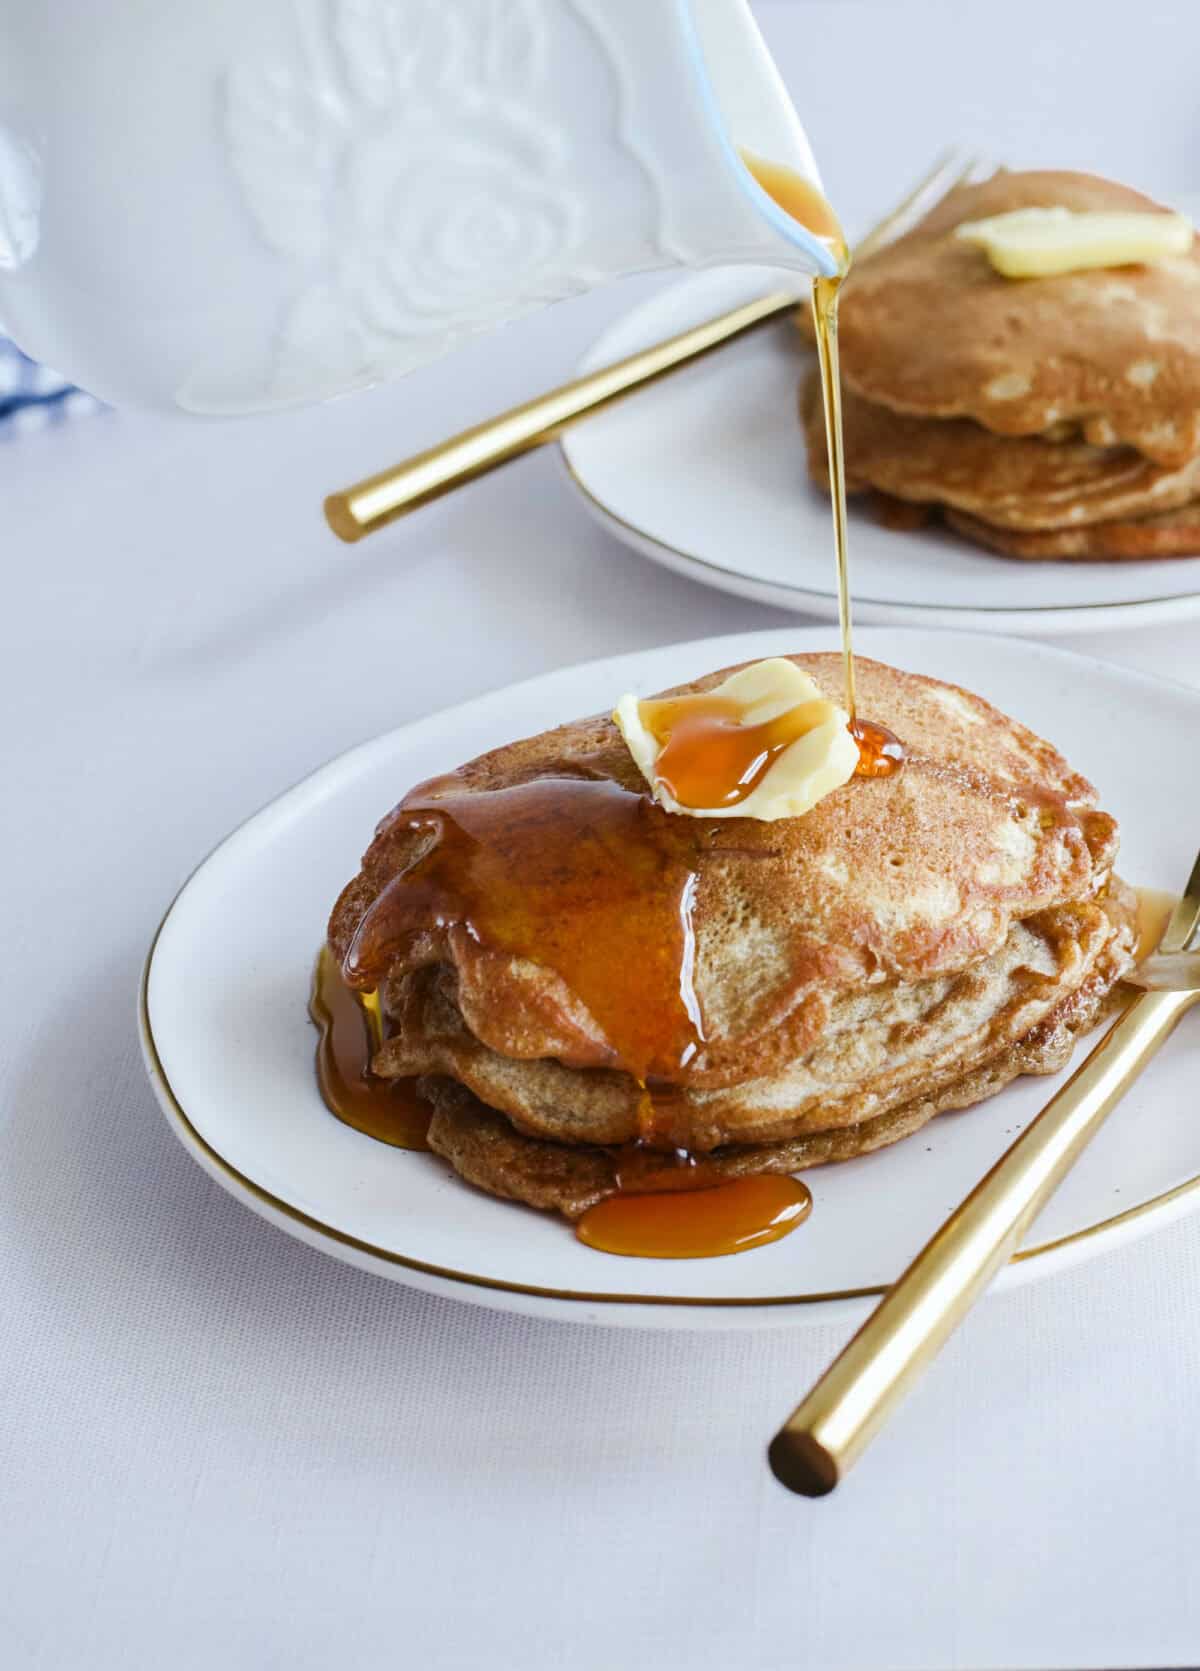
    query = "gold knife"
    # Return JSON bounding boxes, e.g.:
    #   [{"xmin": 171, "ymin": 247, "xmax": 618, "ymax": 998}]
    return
[{"xmin": 769, "ymin": 856, "xmax": 1200, "ymax": 1497}]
